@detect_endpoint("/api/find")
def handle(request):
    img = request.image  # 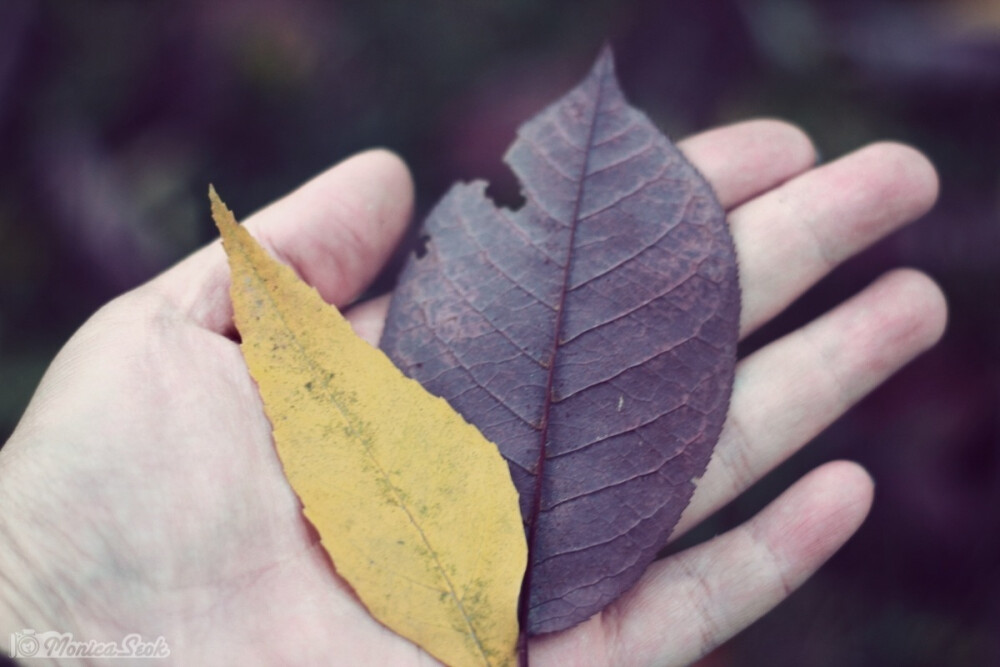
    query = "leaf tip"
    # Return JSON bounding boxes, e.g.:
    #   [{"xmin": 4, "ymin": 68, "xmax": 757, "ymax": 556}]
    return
[
  {"xmin": 208, "ymin": 184, "xmax": 239, "ymax": 238},
  {"xmin": 593, "ymin": 43, "xmax": 616, "ymax": 77}
]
